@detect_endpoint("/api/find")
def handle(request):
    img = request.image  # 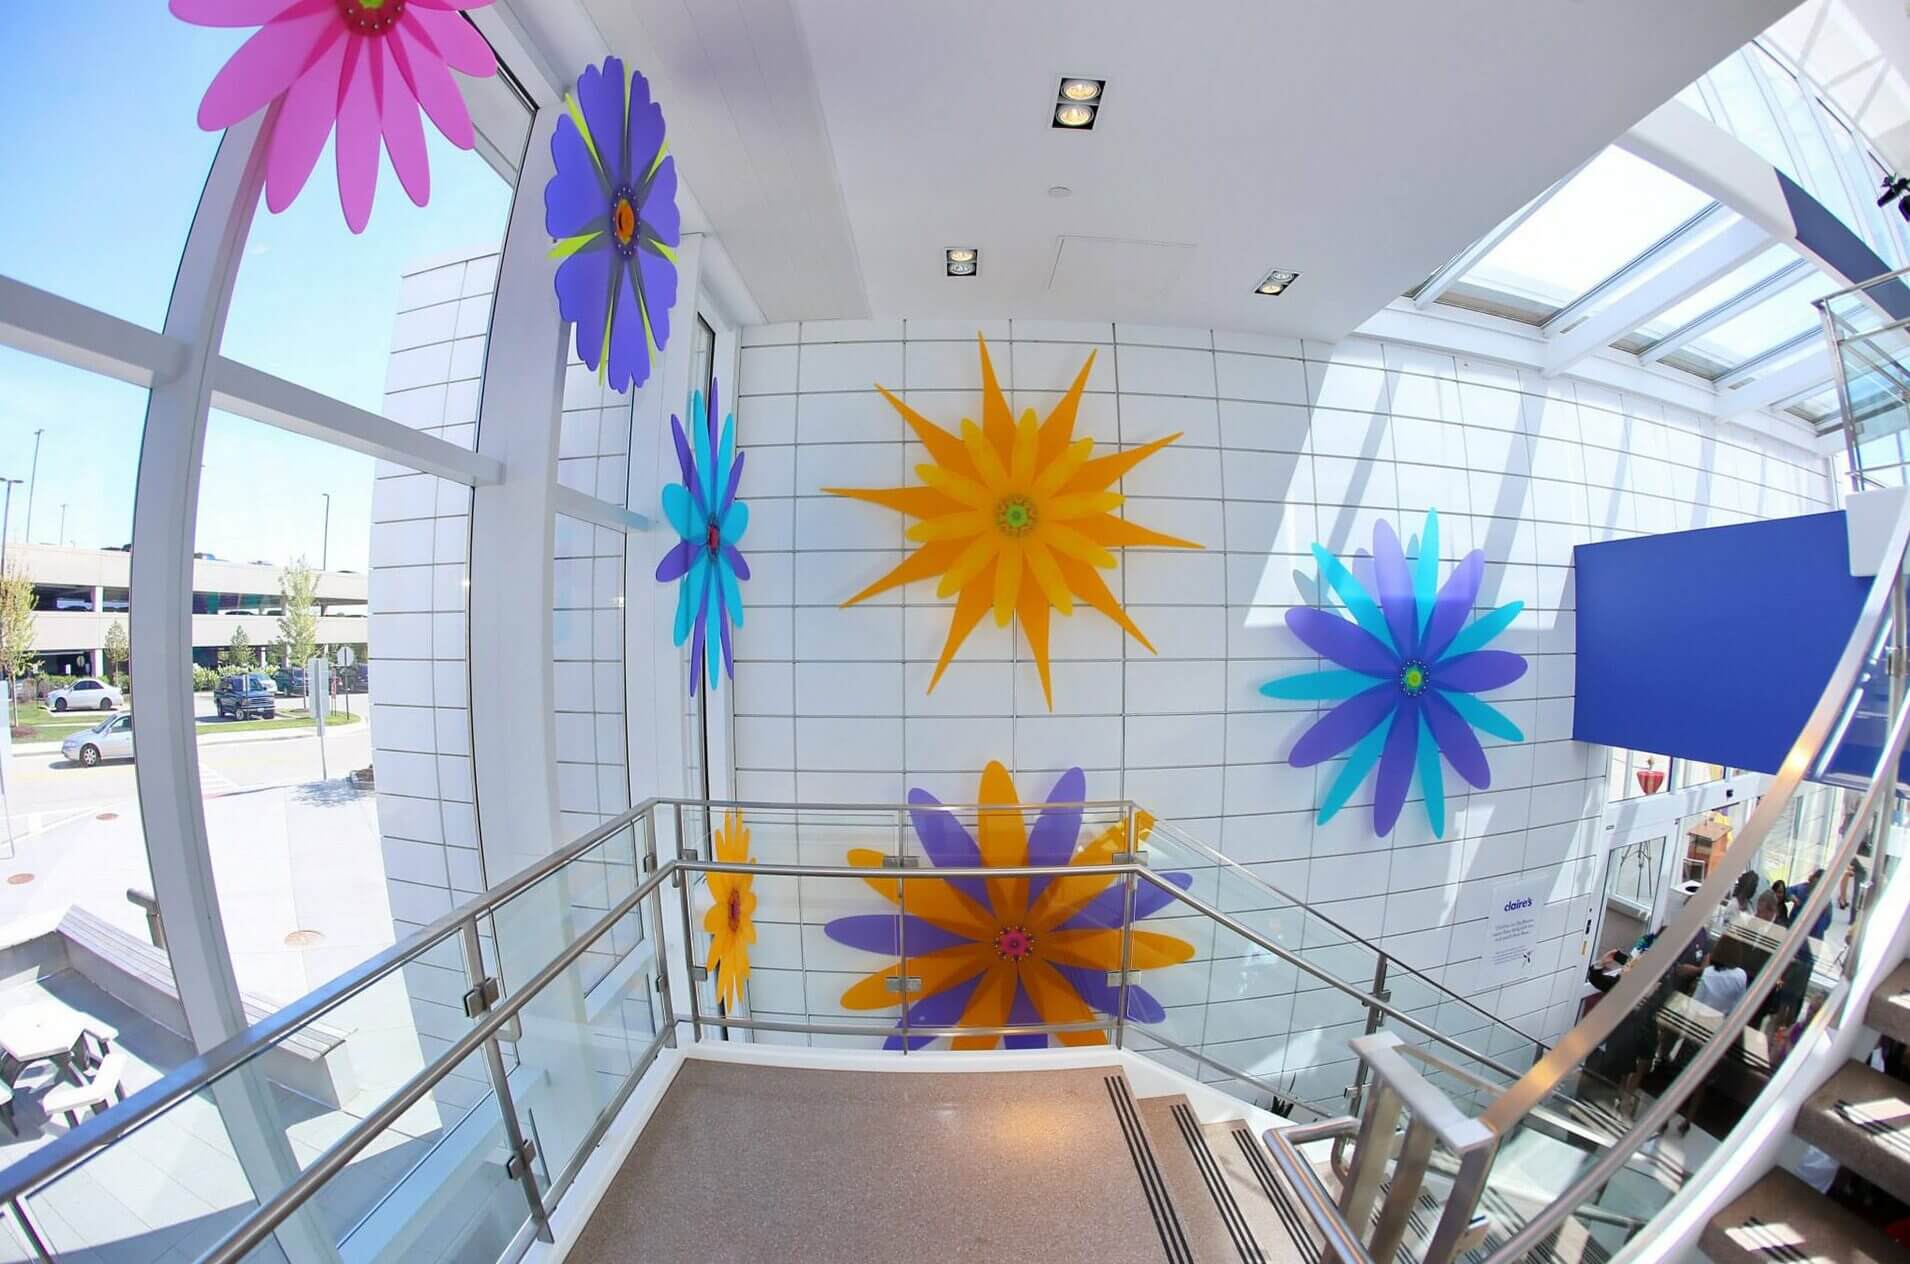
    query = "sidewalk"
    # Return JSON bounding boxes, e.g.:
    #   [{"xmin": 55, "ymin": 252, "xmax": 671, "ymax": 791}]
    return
[{"xmin": 14, "ymin": 716, "xmax": 369, "ymax": 757}]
